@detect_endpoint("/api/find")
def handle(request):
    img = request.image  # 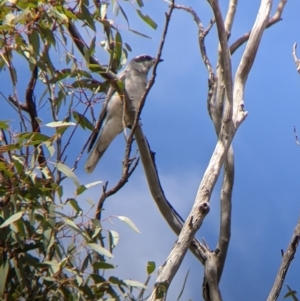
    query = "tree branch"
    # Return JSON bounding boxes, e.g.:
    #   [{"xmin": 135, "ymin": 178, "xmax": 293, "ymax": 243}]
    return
[
  {"xmin": 230, "ymin": 0, "xmax": 287, "ymax": 55},
  {"xmin": 292, "ymin": 43, "xmax": 300, "ymax": 73},
  {"xmin": 68, "ymin": 0, "xmax": 207, "ymax": 266},
  {"xmin": 67, "ymin": 22, "xmax": 119, "ymax": 82},
  {"xmin": 147, "ymin": 0, "xmax": 272, "ymax": 299},
  {"xmin": 266, "ymin": 218, "xmax": 300, "ymax": 301}
]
